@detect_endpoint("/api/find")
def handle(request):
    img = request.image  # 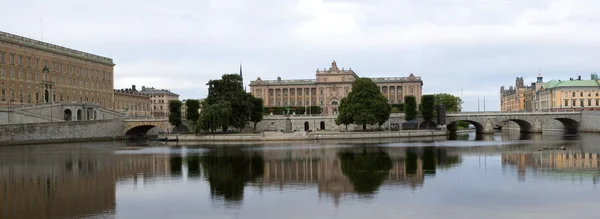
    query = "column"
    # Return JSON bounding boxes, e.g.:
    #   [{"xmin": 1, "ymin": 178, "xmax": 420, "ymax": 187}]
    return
[{"xmin": 287, "ymin": 87, "xmax": 291, "ymax": 106}]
